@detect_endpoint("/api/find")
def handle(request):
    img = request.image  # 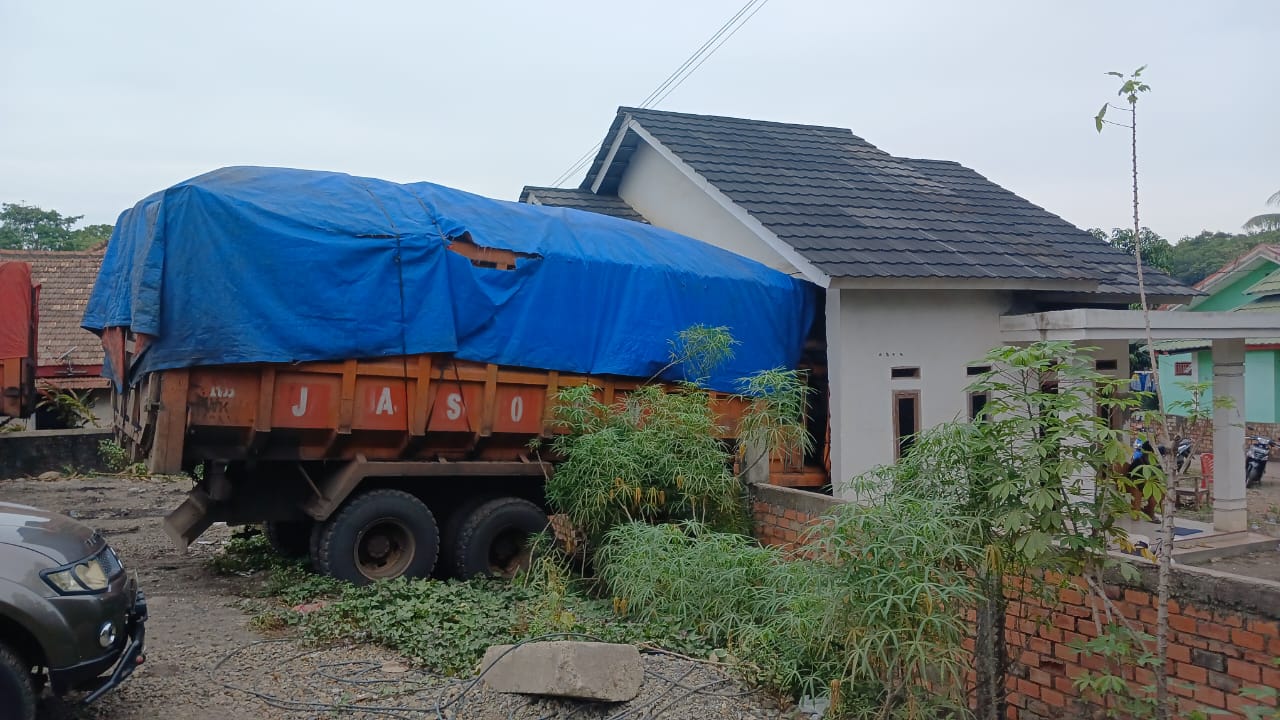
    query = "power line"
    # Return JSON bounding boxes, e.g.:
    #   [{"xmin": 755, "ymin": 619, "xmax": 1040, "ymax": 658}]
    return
[{"xmin": 548, "ymin": 0, "xmax": 771, "ymax": 188}]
